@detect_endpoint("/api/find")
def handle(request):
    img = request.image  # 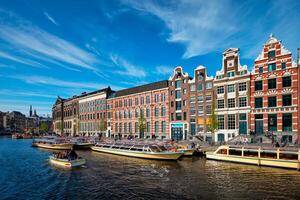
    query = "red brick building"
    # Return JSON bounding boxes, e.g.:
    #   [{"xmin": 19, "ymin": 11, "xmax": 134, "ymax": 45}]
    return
[
  {"xmin": 169, "ymin": 67, "xmax": 191, "ymax": 141},
  {"xmin": 107, "ymin": 81, "xmax": 169, "ymax": 139},
  {"xmin": 78, "ymin": 87, "xmax": 112, "ymax": 136},
  {"xmin": 250, "ymin": 34, "xmax": 299, "ymax": 143}
]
